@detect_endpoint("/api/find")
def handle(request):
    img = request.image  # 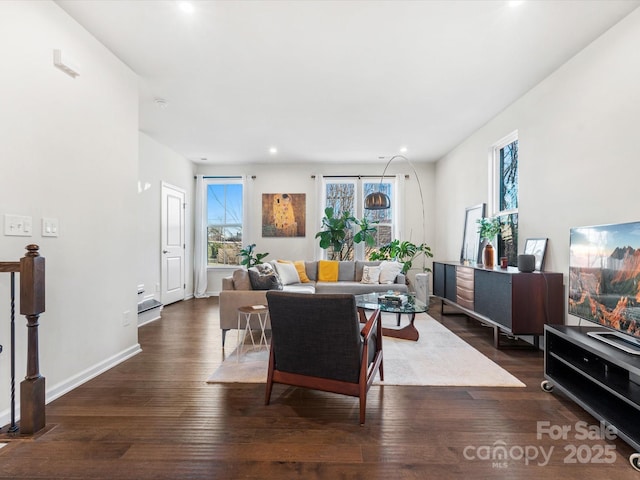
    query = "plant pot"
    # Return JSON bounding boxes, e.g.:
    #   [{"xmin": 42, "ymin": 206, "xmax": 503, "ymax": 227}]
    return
[{"xmin": 483, "ymin": 242, "xmax": 495, "ymax": 268}]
